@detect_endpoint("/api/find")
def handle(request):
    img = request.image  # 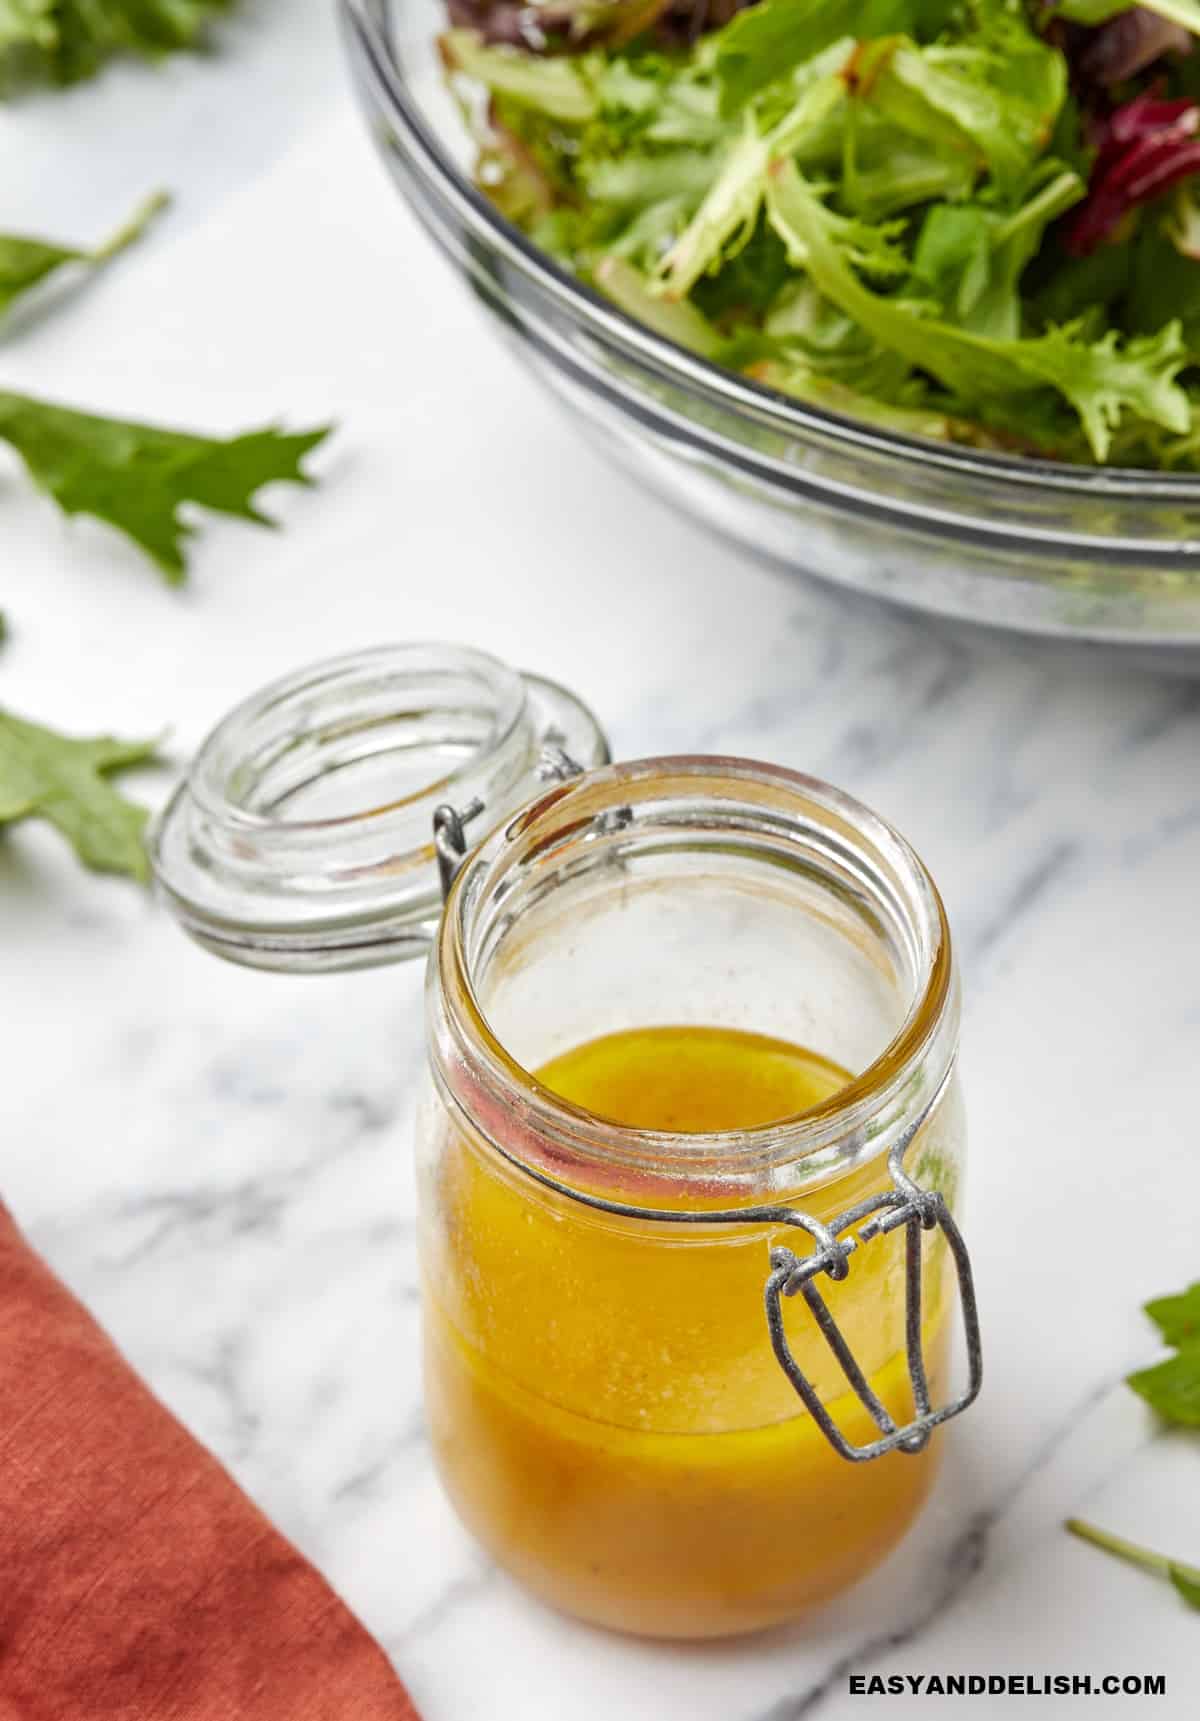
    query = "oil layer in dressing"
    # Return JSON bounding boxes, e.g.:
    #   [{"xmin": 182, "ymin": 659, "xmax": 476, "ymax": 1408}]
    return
[{"xmin": 423, "ymin": 1025, "xmax": 950, "ymax": 1638}]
